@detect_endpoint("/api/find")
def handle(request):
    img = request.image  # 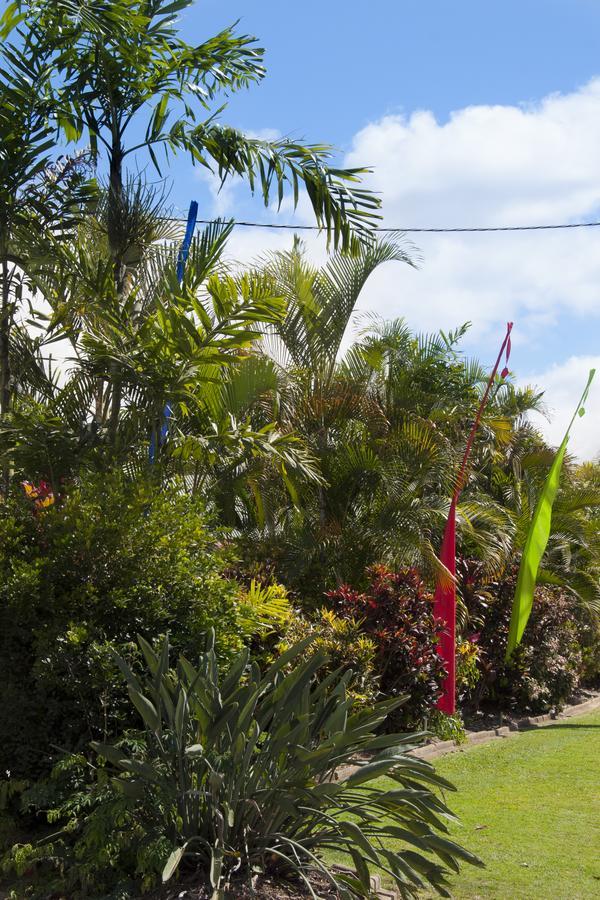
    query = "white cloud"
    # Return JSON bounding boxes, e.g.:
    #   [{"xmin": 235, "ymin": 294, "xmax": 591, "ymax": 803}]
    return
[
  {"xmin": 211, "ymin": 81, "xmax": 600, "ymax": 331},
  {"xmin": 194, "ymin": 85, "xmax": 600, "ymax": 457},
  {"xmin": 195, "ymin": 166, "xmax": 244, "ymax": 218},
  {"xmin": 346, "ymin": 82, "xmax": 600, "ymax": 227},
  {"xmin": 523, "ymin": 355, "xmax": 600, "ymax": 461},
  {"xmin": 341, "ymin": 81, "xmax": 600, "ymax": 339},
  {"xmin": 186, "ymin": 86, "xmax": 600, "ymax": 457},
  {"xmin": 338, "ymin": 81, "xmax": 600, "ymax": 456}
]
